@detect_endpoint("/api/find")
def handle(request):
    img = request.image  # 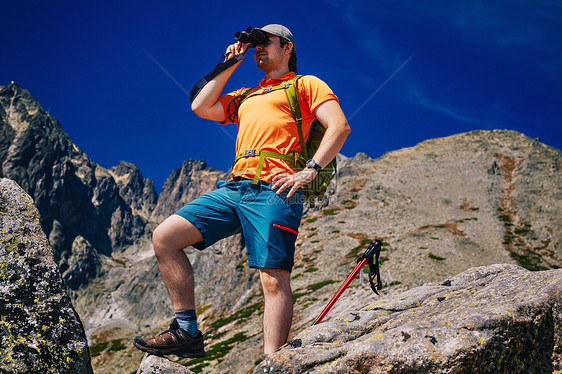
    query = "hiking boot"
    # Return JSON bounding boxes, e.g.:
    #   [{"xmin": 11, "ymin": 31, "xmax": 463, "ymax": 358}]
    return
[{"xmin": 133, "ymin": 319, "xmax": 205, "ymax": 358}]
